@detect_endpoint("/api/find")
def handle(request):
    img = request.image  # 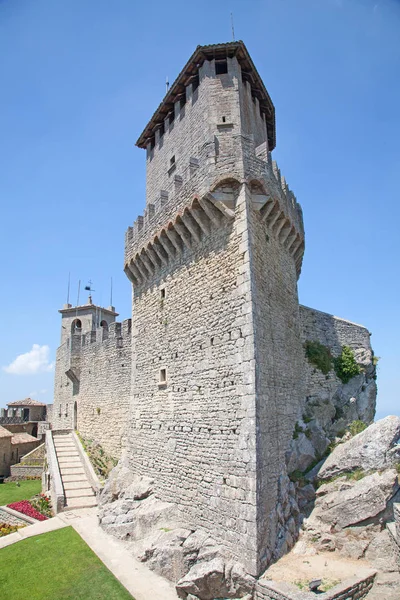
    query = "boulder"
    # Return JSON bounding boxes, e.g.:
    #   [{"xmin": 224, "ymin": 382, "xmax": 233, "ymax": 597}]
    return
[
  {"xmin": 318, "ymin": 416, "xmax": 400, "ymax": 480},
  {"xmin": 176, "ymin": 558, "xmax": 255, "ymax": 600},
  {"xmin": 101, "ymin": 494, "xmax": 177, "ymax": 541},
  {"xmin": 286, "ymin": 433, "xmax": 316, "ymax": 473},
  {"xmin": 315, "ymin": 469, "xmax": 399, "ymax": 529}
]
